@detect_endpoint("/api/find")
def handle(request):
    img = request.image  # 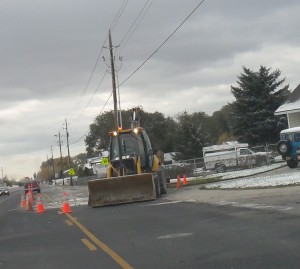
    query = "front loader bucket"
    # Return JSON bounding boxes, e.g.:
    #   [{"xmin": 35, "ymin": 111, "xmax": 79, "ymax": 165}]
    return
[{"xmin": 88, "ymin": 173, "xmax": 156, "ymax": 207}]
